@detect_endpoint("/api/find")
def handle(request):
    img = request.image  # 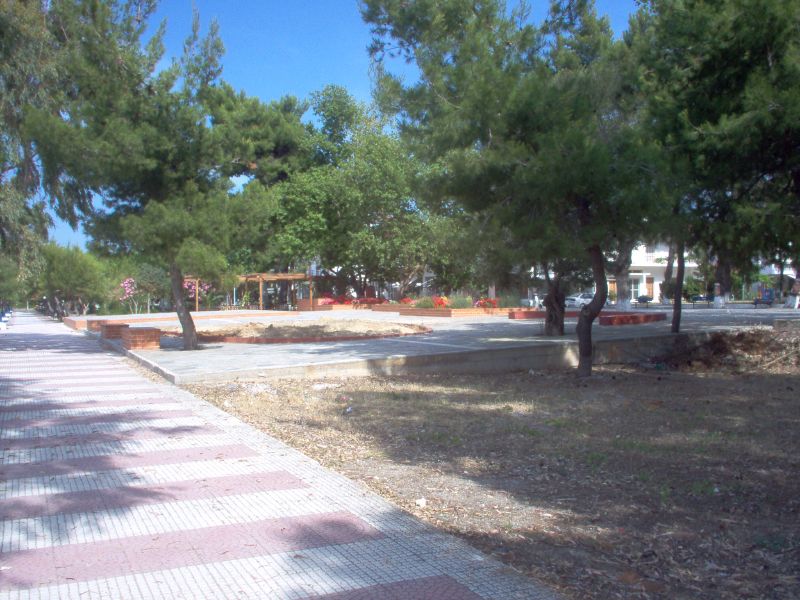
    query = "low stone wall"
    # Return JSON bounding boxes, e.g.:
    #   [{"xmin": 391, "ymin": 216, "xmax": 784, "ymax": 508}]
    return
[
  {"xmin": 122, "ymin": 327, "xmax": 161, "ymax": 350},
  {"xmin": 64, "ymin": 310, "xmax": 272, "ymax": 331}
]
